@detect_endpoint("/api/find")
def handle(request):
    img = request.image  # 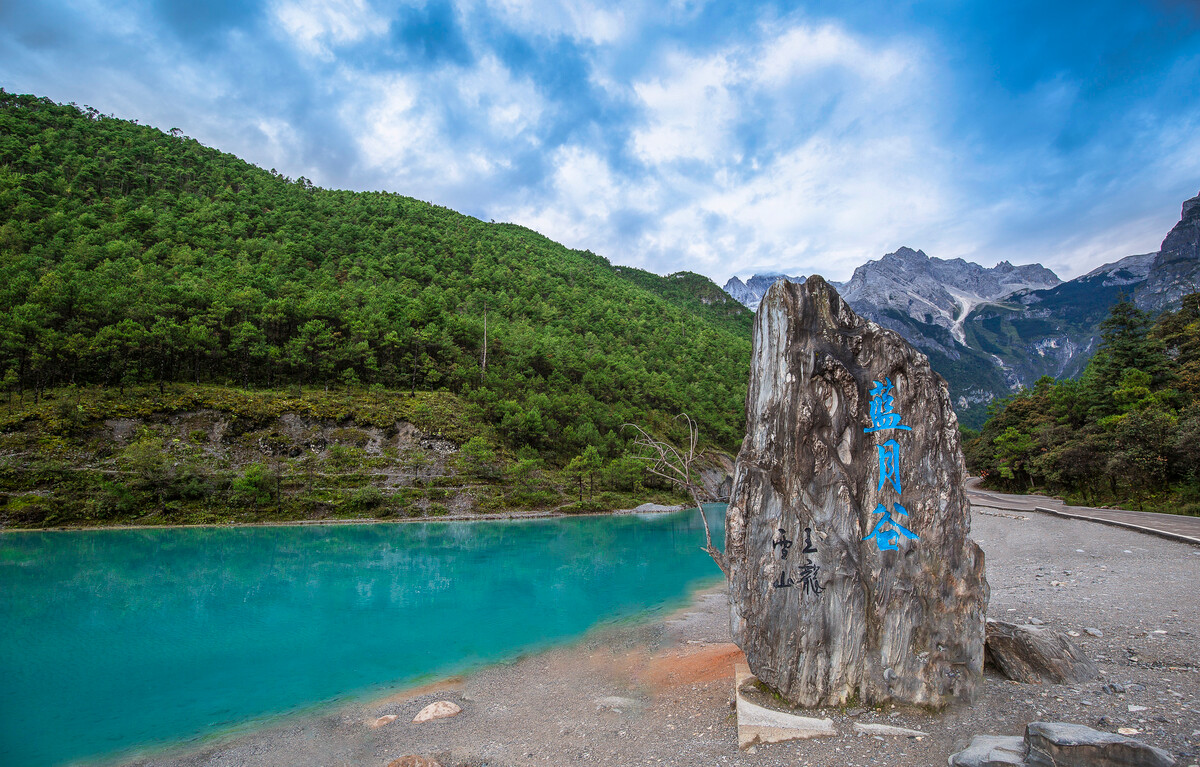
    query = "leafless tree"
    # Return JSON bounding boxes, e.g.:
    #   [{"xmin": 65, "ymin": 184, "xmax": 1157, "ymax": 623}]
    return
[{"xmin": 625, "ymin": 414, "xmax": 728, "ymax": 577}]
